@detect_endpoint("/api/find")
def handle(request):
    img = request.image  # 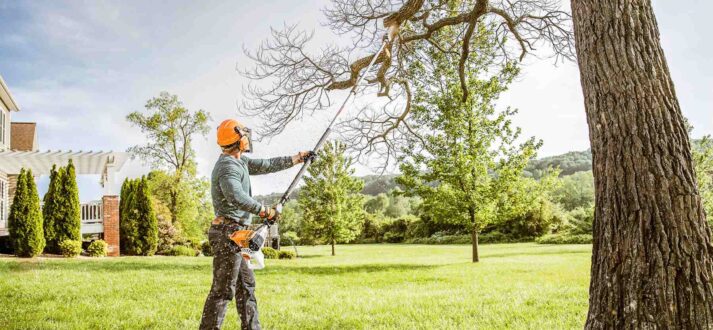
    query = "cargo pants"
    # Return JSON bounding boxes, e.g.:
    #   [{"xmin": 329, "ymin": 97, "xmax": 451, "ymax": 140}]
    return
[{"xmin": 200, "ymin": 223, "xmax": 260, "ymax": 330}]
